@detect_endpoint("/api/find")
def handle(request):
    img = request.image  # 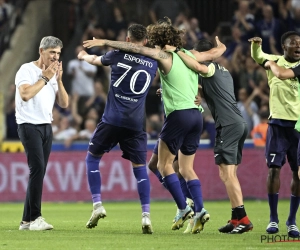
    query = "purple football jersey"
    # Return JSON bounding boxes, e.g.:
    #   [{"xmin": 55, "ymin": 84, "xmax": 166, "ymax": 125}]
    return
[{"xmin": 101, "ymin": 50, "xmax": 158, "ymax": 131}]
